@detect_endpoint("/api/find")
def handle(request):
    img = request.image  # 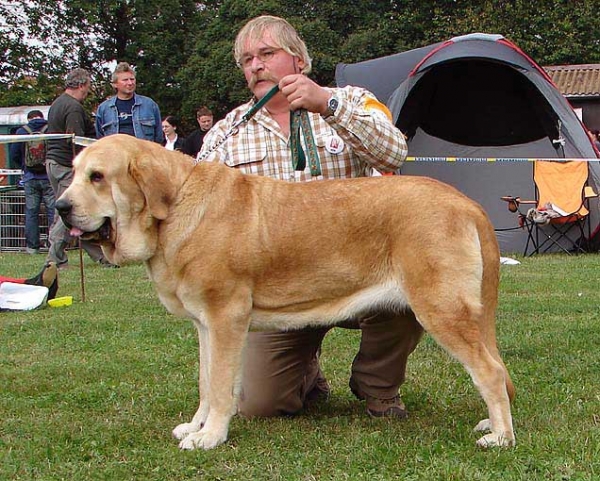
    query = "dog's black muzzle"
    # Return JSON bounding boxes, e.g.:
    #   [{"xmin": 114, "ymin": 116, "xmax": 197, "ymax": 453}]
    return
[
  {"xmin": 54, "ymin": 198, "xmax": 111, "ymax": 241},
  {"xmin": 55, "ymin": 198, "xmax": 73, "ymax": 228}
]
